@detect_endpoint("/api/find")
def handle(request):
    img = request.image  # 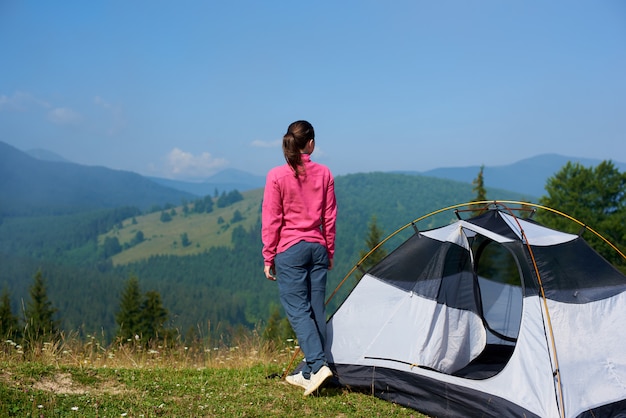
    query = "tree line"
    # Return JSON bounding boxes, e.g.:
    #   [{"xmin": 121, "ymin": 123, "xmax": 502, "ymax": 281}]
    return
[{"xmin": 0, "ymin": 270, "xmax": 170, "ymax": 346}]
